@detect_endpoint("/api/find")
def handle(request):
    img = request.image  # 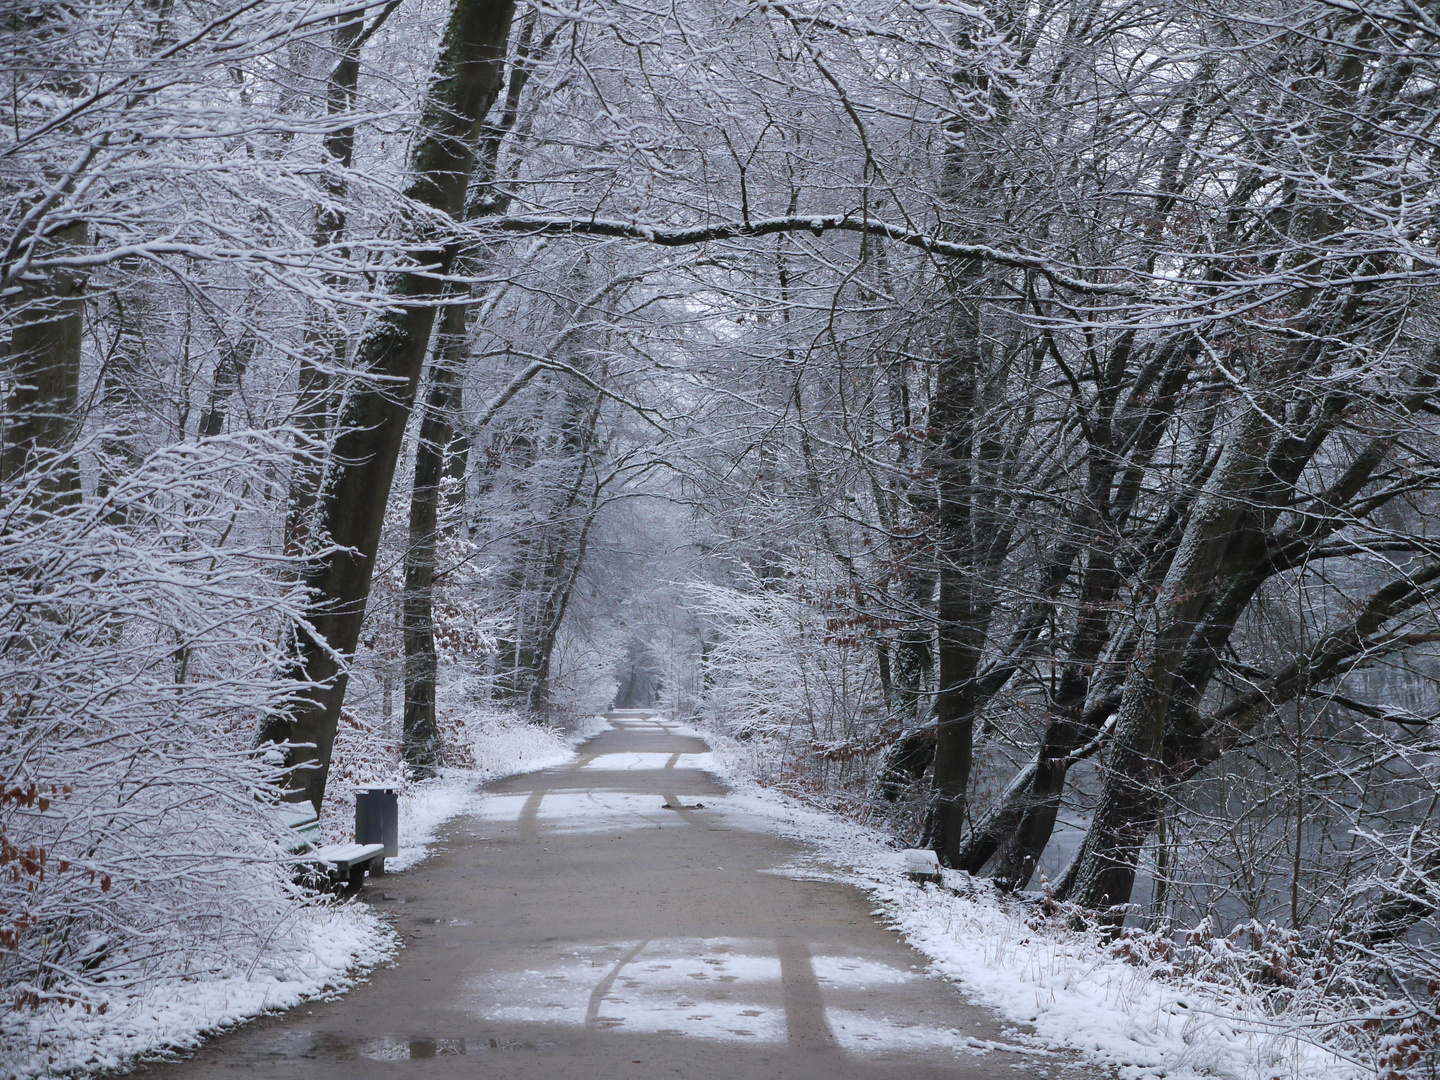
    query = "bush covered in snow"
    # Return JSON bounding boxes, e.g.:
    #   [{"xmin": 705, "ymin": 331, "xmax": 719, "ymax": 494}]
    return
[
  {"xmin": 691, "ymin": 571, "xmax": 889, "ymax": 814},
  {"xmin": 0, "ymin": 438, "xmax": 388, "ymax": 1075}
]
